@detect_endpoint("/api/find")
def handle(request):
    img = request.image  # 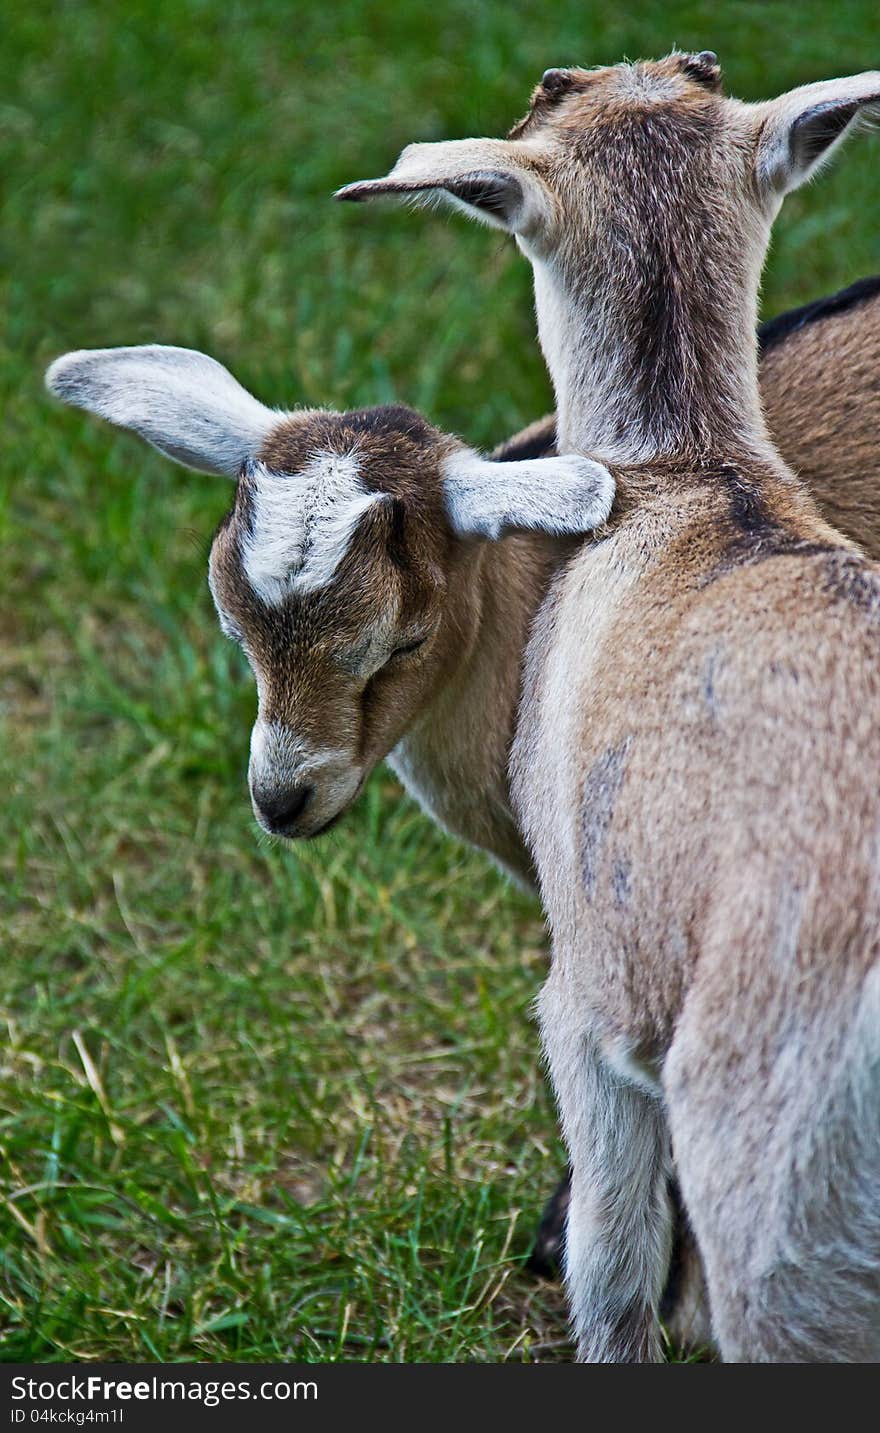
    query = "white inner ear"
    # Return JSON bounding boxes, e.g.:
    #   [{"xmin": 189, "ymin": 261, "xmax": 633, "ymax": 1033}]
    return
[
  {"xmin": 441, "ymin": 449, "xmax": 615, "ymax": 541},
  {"xmin": 242, "ymin": 450, "xmax": 385, "ymax": 604},
  {"xmin": 45, "ymin": 344, "xmax": 278, "ymax": 476}
]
